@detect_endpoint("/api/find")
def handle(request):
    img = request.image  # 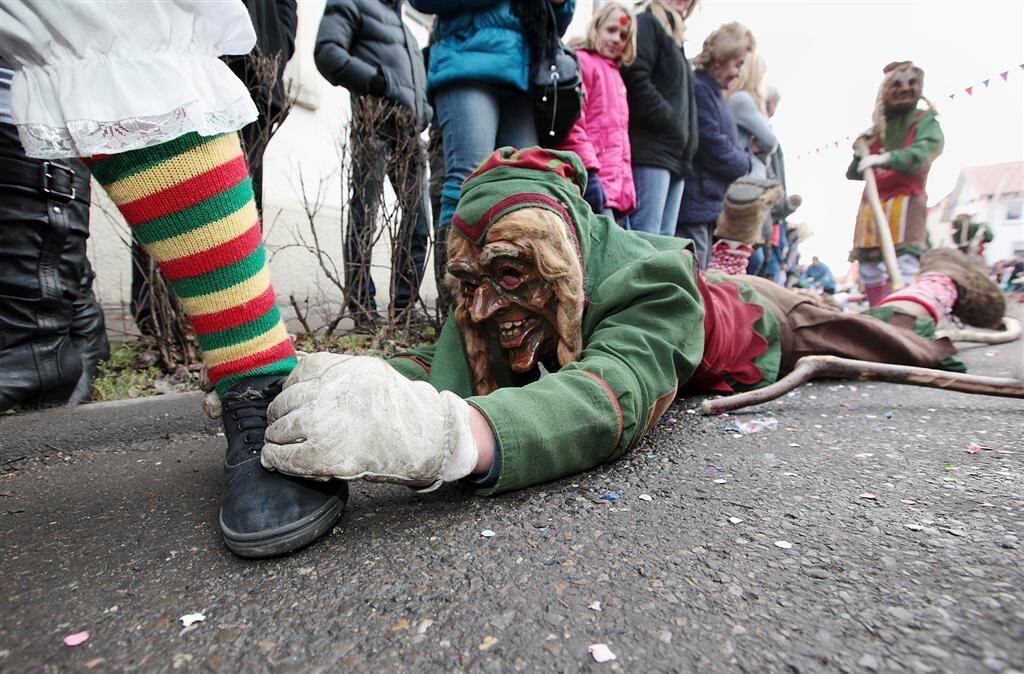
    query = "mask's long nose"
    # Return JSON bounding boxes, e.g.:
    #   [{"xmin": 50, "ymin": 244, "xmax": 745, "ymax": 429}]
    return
[{"xmin": 469, "ymin": 283, "xmax": 505, "ymax": 323}]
